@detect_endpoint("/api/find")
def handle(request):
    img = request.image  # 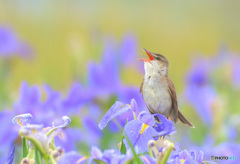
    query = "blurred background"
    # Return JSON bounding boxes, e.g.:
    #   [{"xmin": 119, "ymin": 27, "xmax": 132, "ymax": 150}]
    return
[{"xmin": 1, "ymin": 0, "xmax": 240, "ymax": 163}]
